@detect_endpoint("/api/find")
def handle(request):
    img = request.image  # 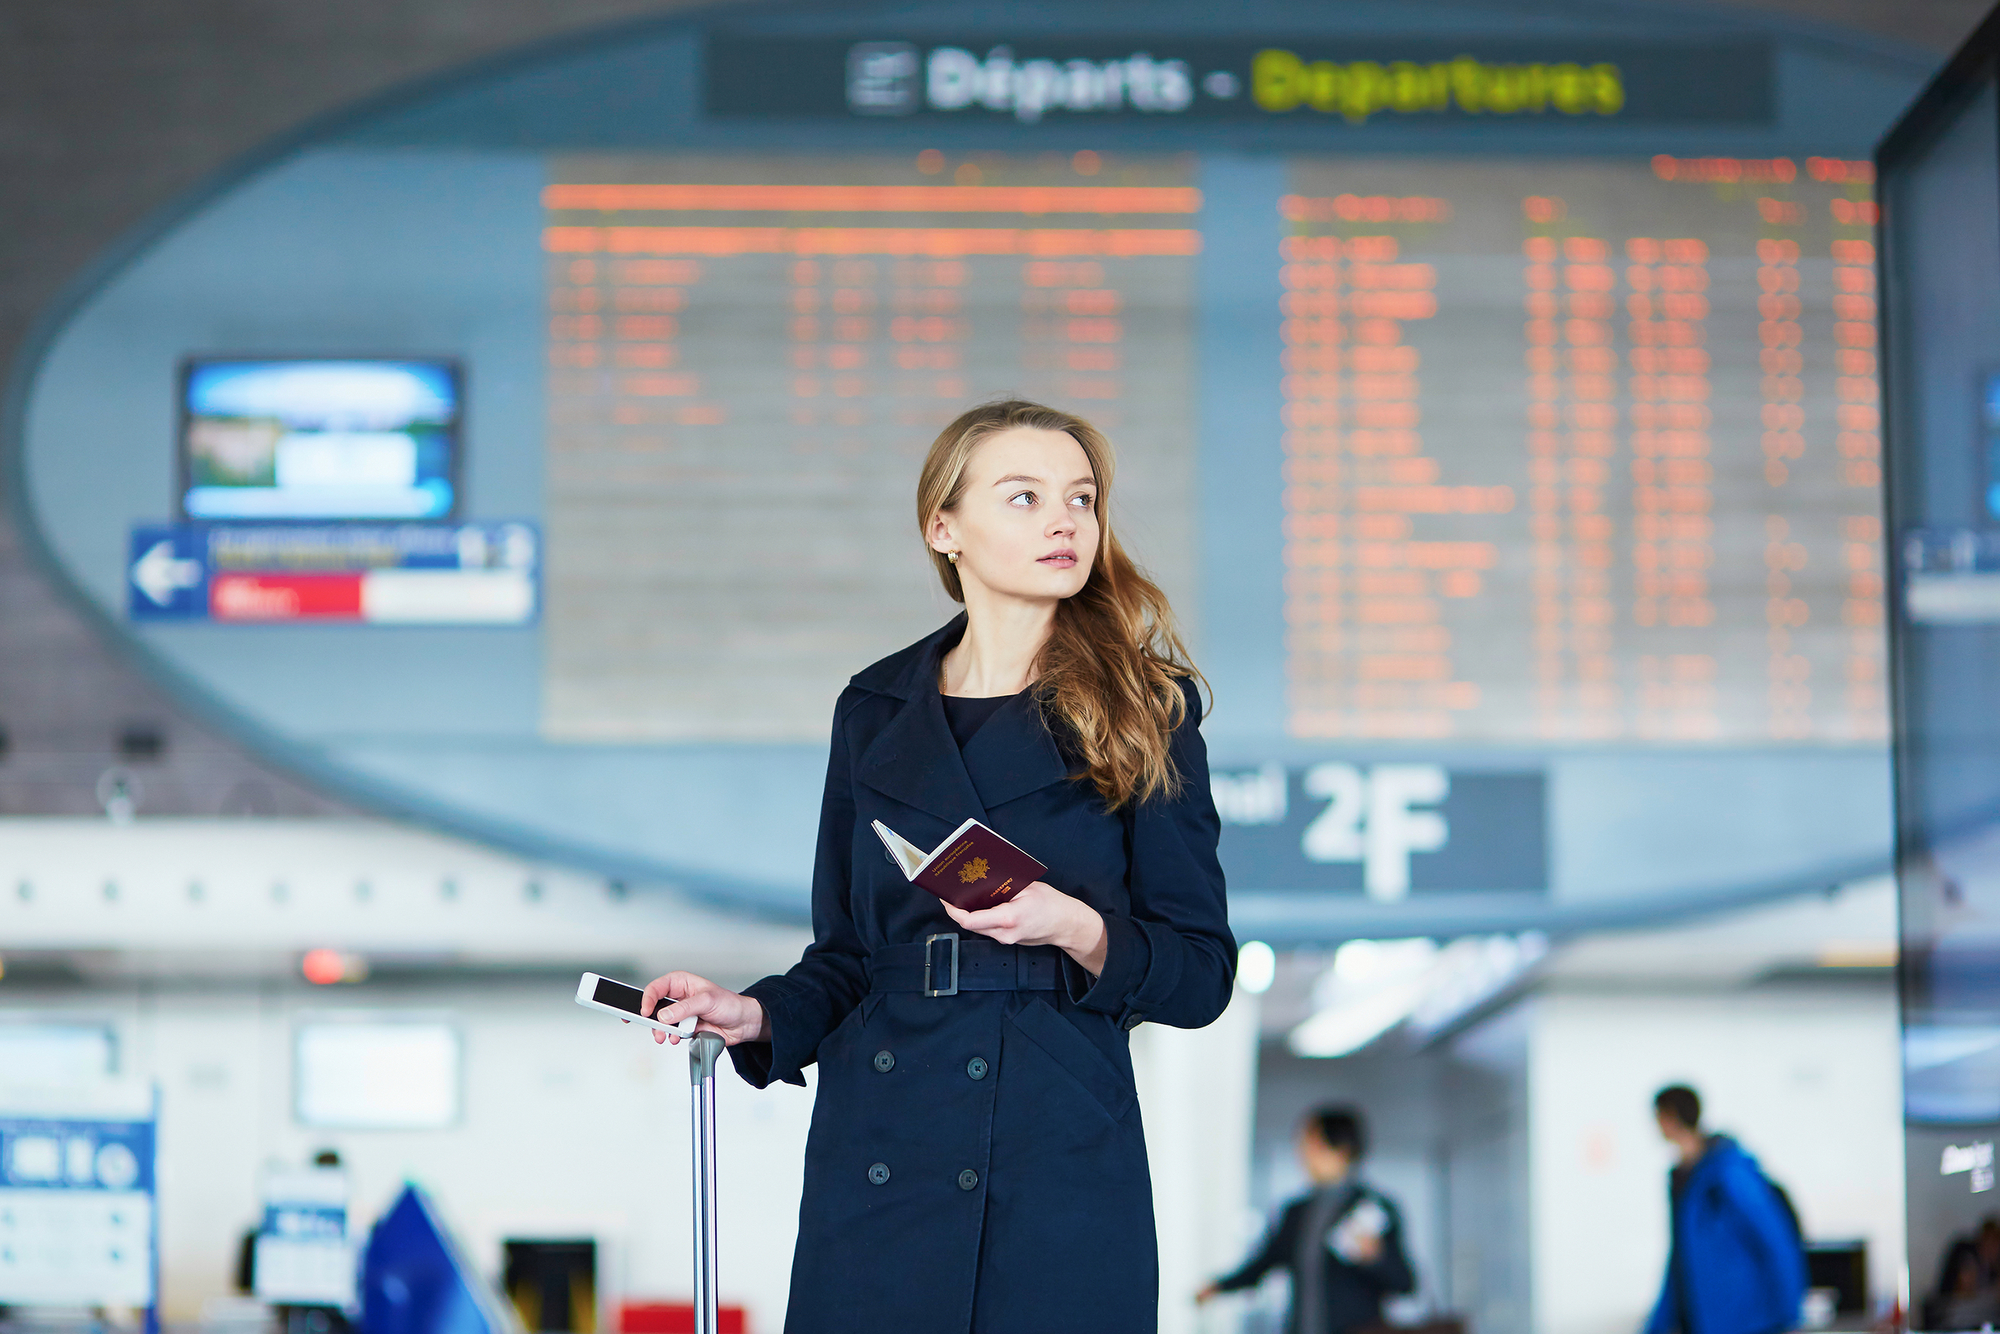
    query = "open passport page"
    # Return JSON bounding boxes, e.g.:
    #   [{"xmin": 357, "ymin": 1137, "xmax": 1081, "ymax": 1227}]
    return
[{"xmin": 871, "ymin": 818, "xmax": 1048, "ymax": 911}]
